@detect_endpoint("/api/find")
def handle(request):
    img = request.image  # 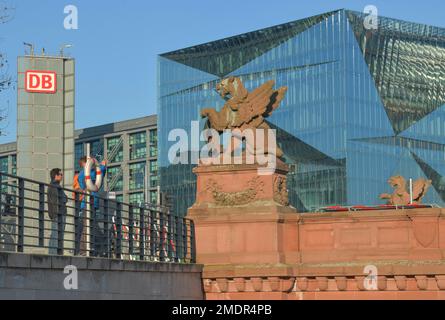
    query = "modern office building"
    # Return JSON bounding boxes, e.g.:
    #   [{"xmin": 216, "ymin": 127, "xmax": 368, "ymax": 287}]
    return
[
  {"xmin": 0, "ymin": 115, "xmax": 158, "ymax": 205},
  {"xmin": 0, "ymin": 143, "xmax": 17, "ymax": 177},
  {"xmin": 158, "ymin": 9, "xmax": 445, "ymax": 216}
]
